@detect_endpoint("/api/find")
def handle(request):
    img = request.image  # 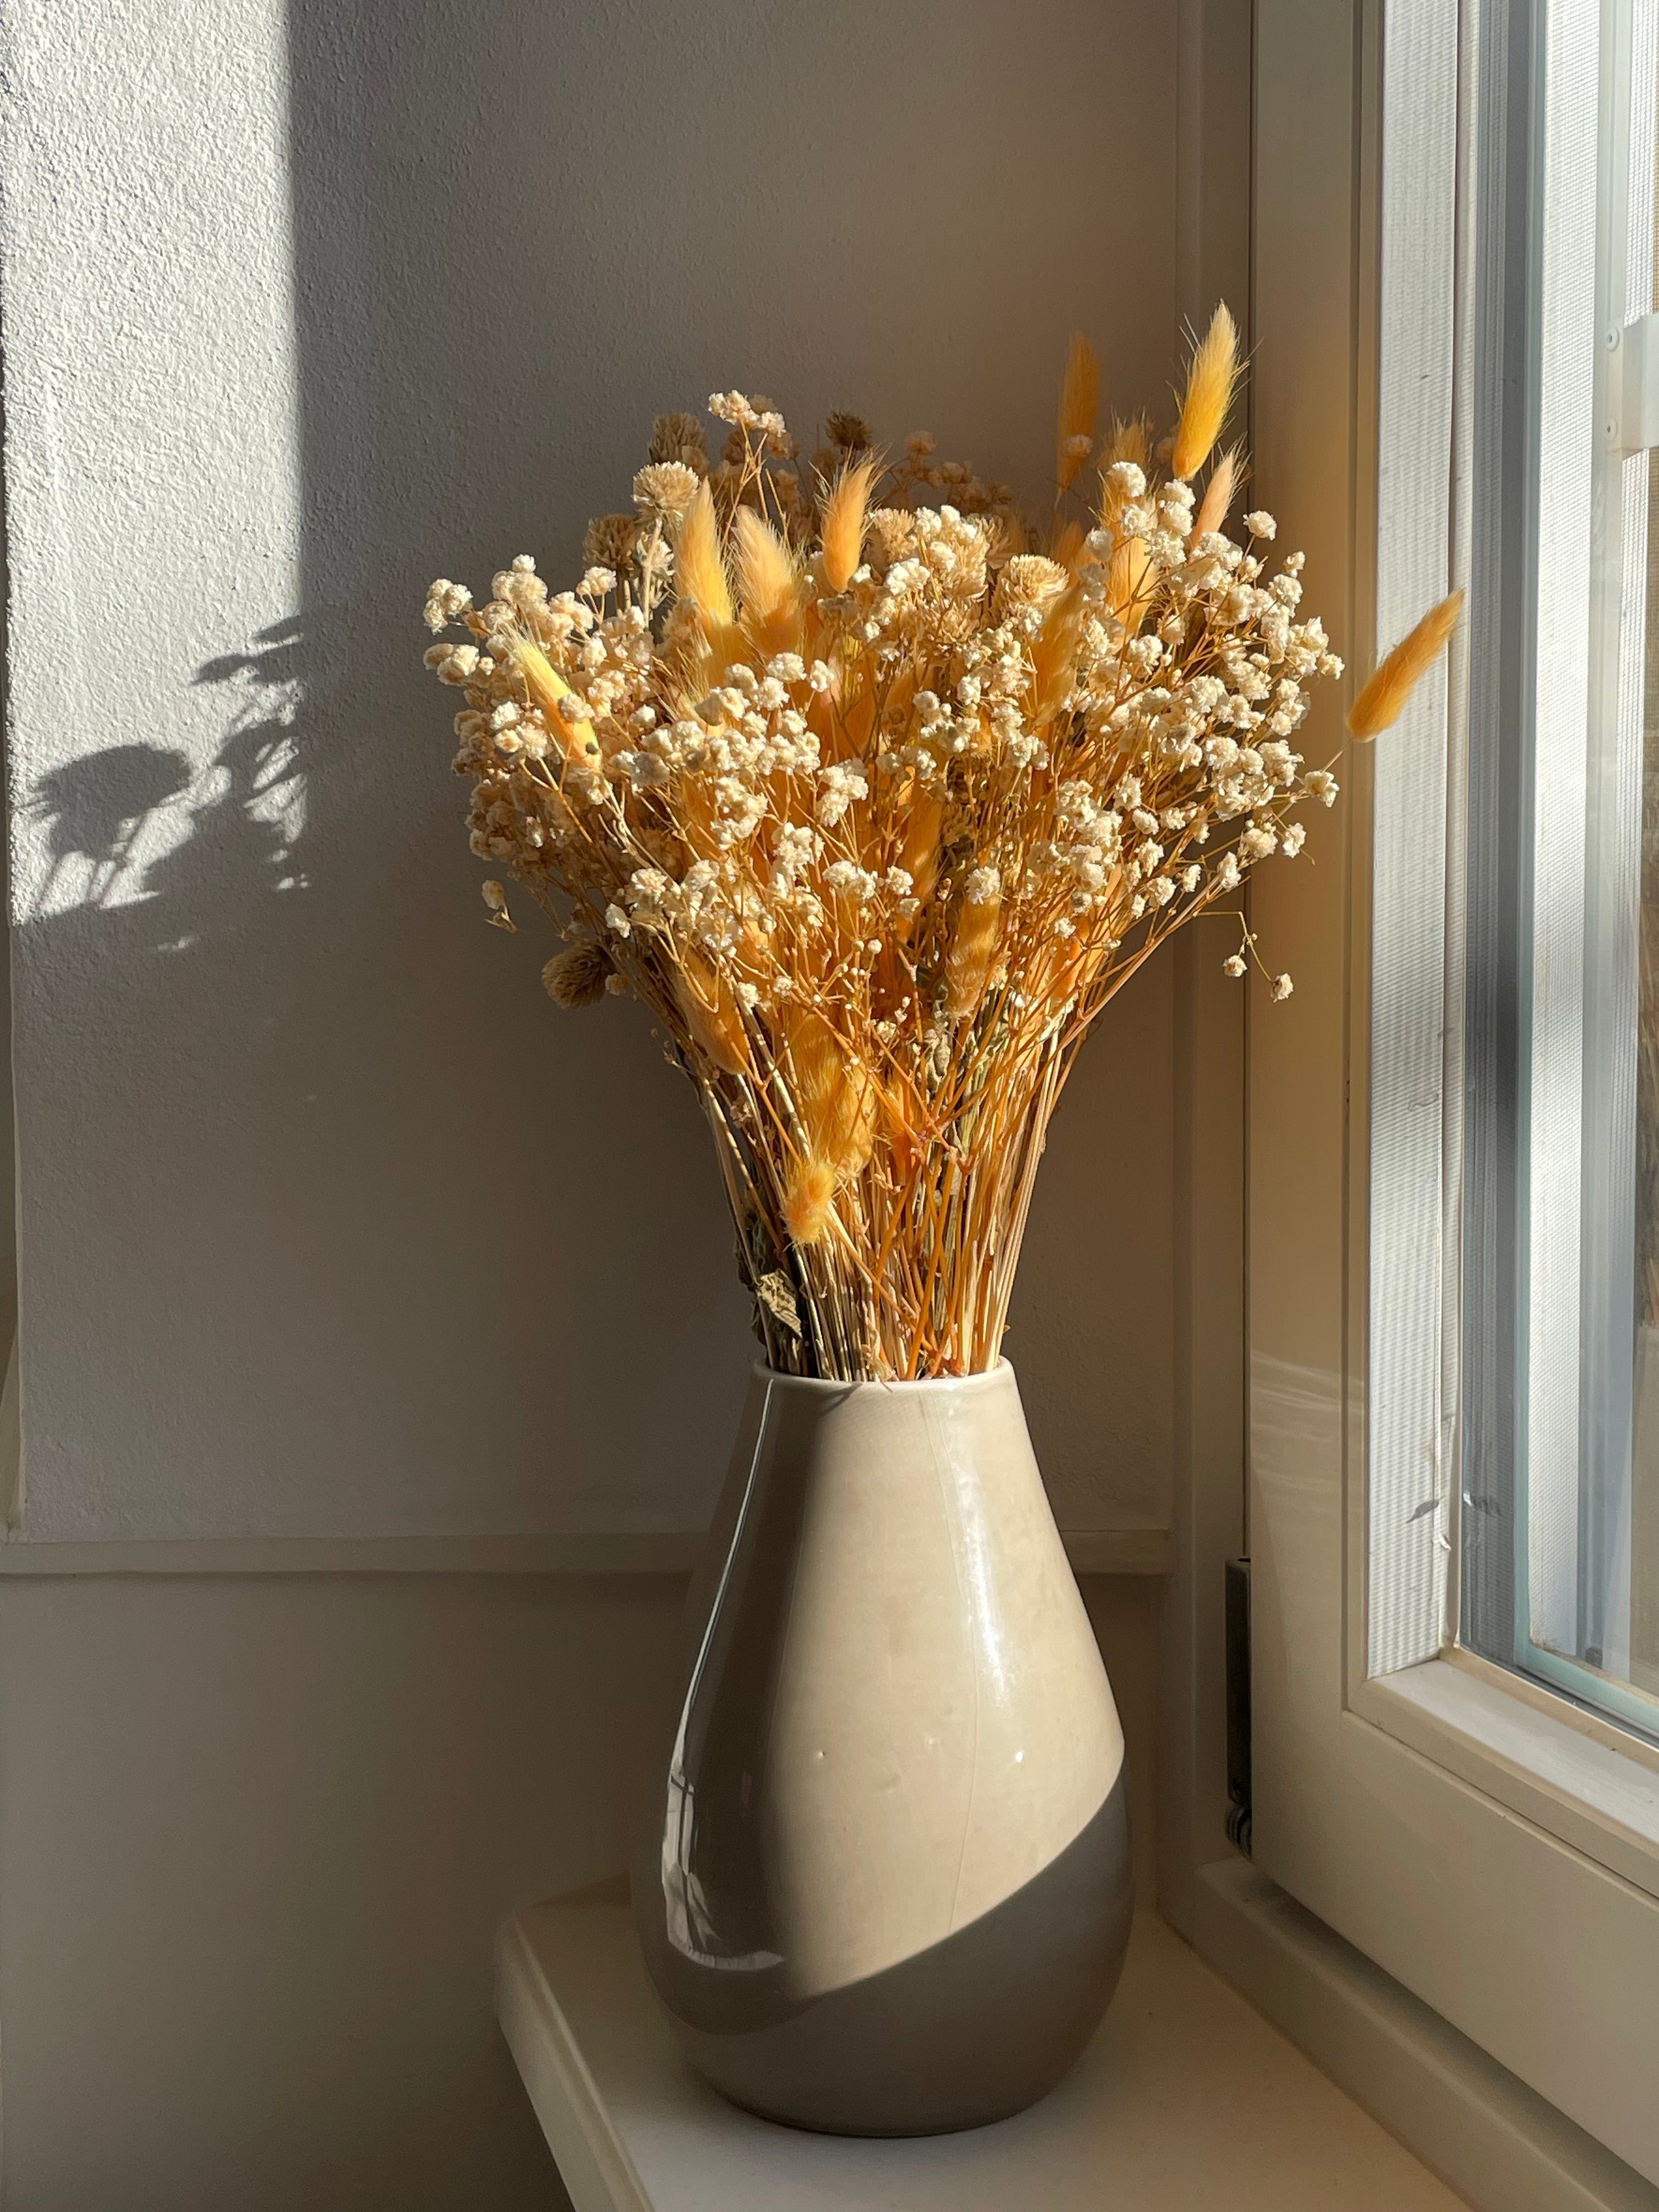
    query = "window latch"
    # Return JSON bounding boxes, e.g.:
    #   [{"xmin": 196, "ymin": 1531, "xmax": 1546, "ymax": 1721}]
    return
[
  {"xmin": 1225, "ymin": 1556, "xmax": 1252, "ymax": 1857},
  {"xmin": 1607, "ymin": 313, "xmax": 1659, "ymax": 452}
]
